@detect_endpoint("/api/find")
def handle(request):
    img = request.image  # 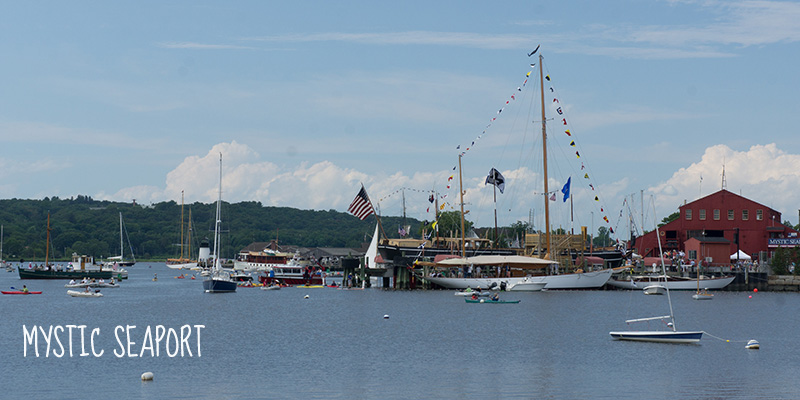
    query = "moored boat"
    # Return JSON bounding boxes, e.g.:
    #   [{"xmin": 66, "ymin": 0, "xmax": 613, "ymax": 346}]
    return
[
  {"xmin": 607, "ymin": 275, "xmax": 734, "ymax": 290},
  {"xmin": 67, "ymin": 289, "xmax": 103, "ymax": 298}
]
